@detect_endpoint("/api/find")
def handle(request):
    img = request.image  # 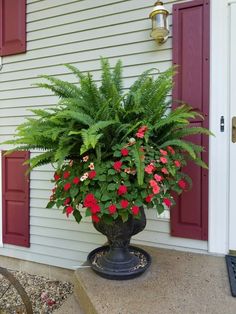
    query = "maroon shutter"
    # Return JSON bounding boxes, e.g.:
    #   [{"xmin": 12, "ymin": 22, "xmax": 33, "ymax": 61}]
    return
[
  {"xmin": 171, "ymin": 0, "xmax": 209, "ymax": 240},
  {"xmin": 2, "ymin": 151, "xmax": 30, "ymax": 247},
  {"xmin": 0, "ymin": 0, "xmax": 26, "ymax": 56}
]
